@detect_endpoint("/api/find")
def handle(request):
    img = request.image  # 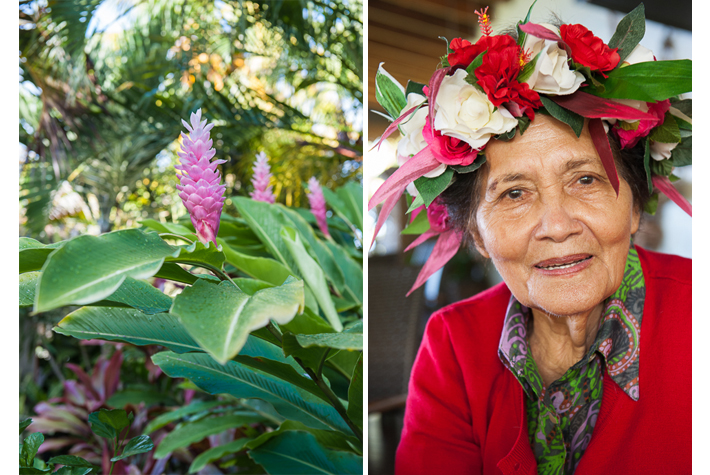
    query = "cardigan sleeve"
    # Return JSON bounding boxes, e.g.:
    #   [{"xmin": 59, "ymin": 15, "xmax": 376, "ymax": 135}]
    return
[{"xmin": 395, "ymin": 310, "xmax": 482, "ymax": 474}]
